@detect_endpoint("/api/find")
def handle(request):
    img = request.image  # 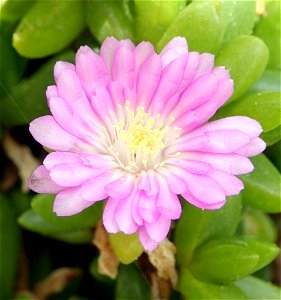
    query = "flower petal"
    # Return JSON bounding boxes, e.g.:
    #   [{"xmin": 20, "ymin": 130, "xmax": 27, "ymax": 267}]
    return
[
  {"xmin": 145, "ymin": 215, "xmax": 171, "ymax": 242},
  {"xmin": 29, "ymin": 116, "xmax": 92, "ymax": 152},
  {"xmin": 54, "ymin": 187, "xmax": 95, "ymax": 216},
  {"xmin": 138, "ymin": 226, "xmax": 158, "ymax": 252},
  {"xmin": 156, "ymin": 175, "xmax": 181, "ymax": 219},
  {"xmin": 29, "ymin": 165, "xmax": 64, "ymax": 194},
  {"xmin": 103, "ymin": 197, "xmax": 120, "ymax": 233}
]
